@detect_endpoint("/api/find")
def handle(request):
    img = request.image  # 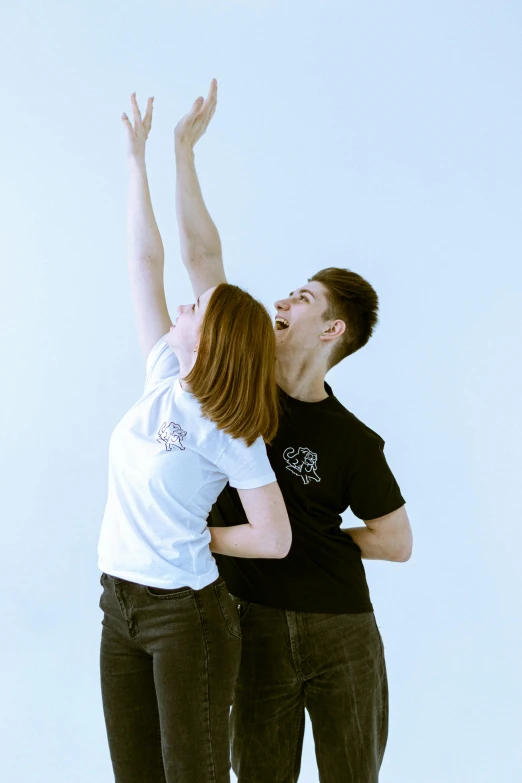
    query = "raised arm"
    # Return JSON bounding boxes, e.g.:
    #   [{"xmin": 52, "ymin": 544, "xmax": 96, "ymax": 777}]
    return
[
  {"xmin": 122, "ymin": 94, "xmax": 172, "ymax": 358},
  {"xmin": 174, "ymin": 79, "xmax": 227, "ymax": 299}
]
